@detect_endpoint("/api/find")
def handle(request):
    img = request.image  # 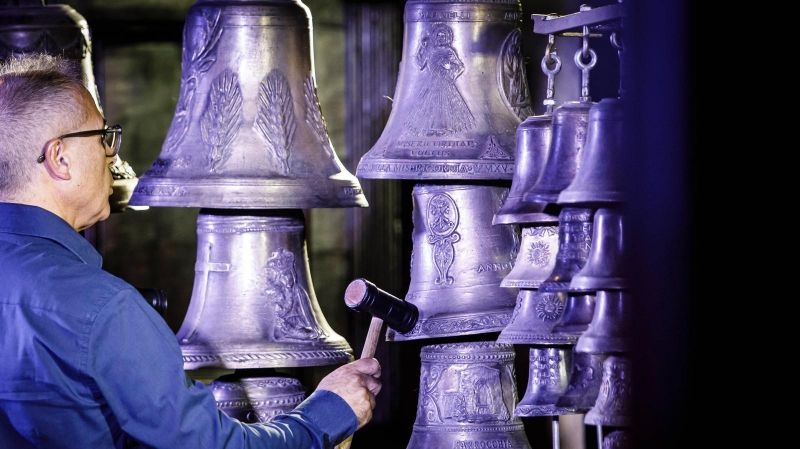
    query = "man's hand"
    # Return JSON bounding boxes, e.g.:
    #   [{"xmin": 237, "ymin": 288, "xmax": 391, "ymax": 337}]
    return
[{"xmin": 316, "ymin": 358, "xmax": 382, "ymax": 429}]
